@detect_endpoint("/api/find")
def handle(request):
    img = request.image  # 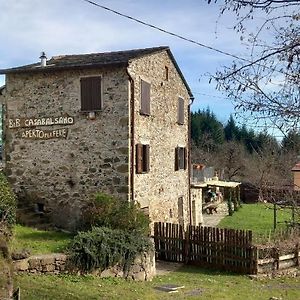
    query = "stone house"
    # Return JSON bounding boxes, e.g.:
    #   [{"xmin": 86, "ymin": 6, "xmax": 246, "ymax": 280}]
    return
[{"xmin": 0, "ymin": 46, "xmax": 194, "ymax": 230}]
